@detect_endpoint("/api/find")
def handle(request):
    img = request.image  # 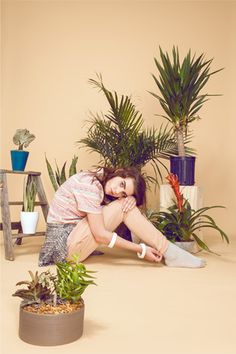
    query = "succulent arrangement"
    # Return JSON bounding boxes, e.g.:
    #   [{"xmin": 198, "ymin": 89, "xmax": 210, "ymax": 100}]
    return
[
  {"xmin": 12, "ymin": 255, "xmax": 96, "ymax": 313},
  {"xmin": 13, "ymin": 129, "xmax": 36, "ymax": 151}
]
